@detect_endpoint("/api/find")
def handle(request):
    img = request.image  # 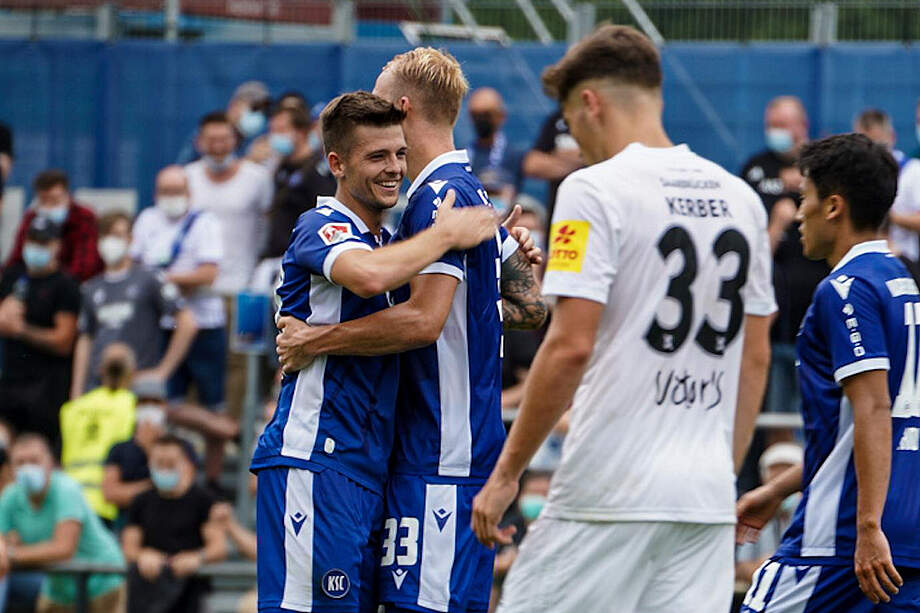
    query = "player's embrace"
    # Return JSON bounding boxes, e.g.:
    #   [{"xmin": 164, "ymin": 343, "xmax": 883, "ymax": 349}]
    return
[
  {"xmin": 250, "ymin": 92, "xmax": 499, "ymax": 613},
  {"xmin": 738, "ymin": 133, "xmax": 920, "ymax": 611}
]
